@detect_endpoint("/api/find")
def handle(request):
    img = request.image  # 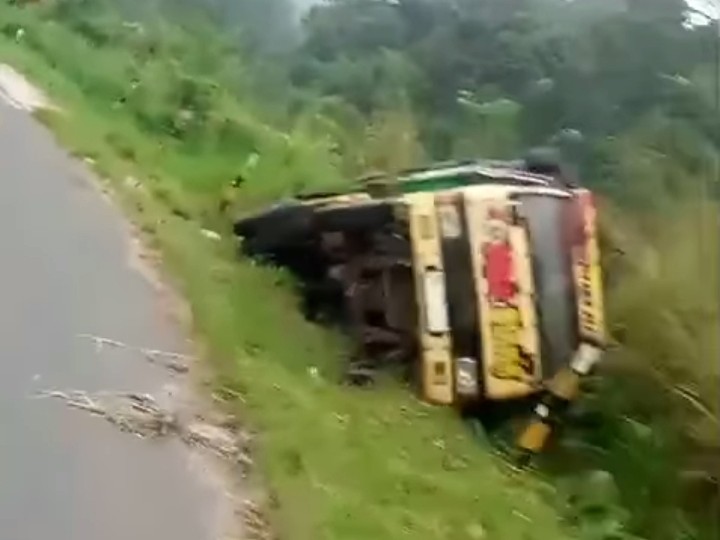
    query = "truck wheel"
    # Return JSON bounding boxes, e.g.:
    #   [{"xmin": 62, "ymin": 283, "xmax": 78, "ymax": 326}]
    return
[
  {"xmin": 315, "ymin": 202, "xmax": 394, "ymax": 232},
  {"xmin": 523, "ymin": 147, "xmax": 561, "ymax": 175},
  {"xmin": 234, "ymin": 201, "xmax": 314, "ymax": 254}
]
